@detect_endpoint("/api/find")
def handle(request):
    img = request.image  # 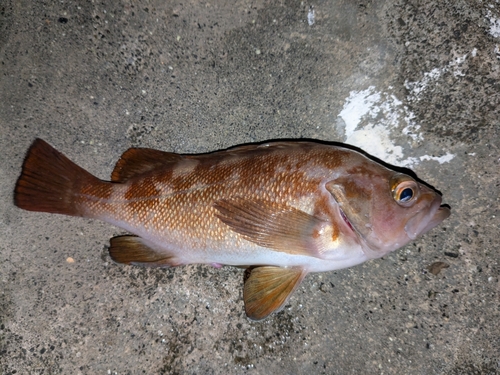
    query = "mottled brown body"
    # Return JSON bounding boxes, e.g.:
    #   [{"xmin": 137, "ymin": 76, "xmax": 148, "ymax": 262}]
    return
[
  {"xmin": 73, "ymin": 143, "xmax": 359, "ymax": 266},
  {"xmin": 15, "ymin": 139, "xmax": 450, "ymax": 320}
]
